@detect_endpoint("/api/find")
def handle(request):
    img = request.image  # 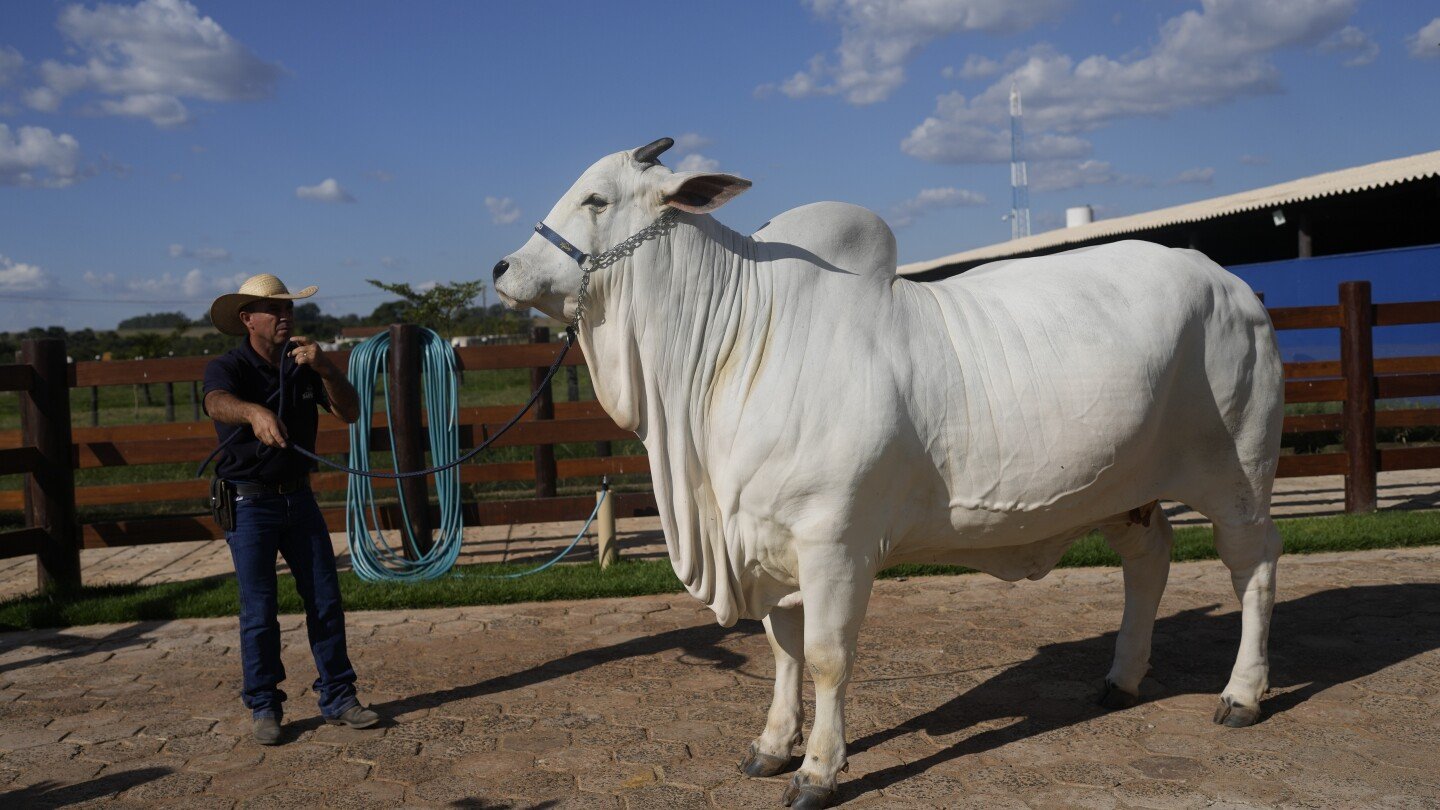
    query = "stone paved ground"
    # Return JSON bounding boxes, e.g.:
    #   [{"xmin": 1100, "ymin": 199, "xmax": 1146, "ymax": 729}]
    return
[
  {"xmin": 1, "ymin": 547, "xmax": 1438, "ymax": 808},
  {"xmin": 2, "ymin": 469, "xmax": 1438, "ymax": 600}
]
